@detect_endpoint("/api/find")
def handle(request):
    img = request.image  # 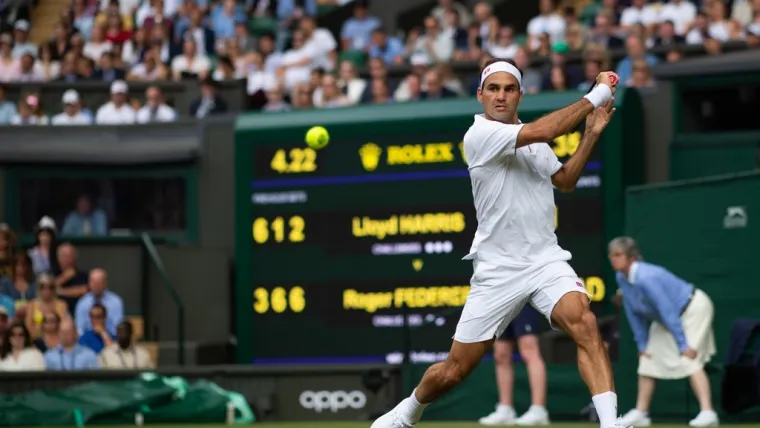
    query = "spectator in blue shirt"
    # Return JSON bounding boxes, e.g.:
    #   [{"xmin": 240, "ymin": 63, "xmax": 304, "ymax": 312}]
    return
[
  {"xmin": 211, "ymin": 0, "xmax": 245, "ymax": 40},
  {"xmin": 276, "ymin": 0, "xmax": 317, "ymax": 22},
  {"xmin": 368, "ymin": 28, "xmax": 405, "ymax": 66},
  {"xmin": 615, "ymin": 34, "xmax": 658, "ymax": 86},
  {"xmin": 609, "ymin": 237, "xmax": 718, "ymax": 428},
  {"xmin": 44, "ymin": 317, "xmax": 99, "ymax": 370},
  {"xmin": 75, "ymin": 269, "xmax": 123, "ymax": 336},
  {"xmin": 78, "ymin": 303, "xmax": 115, "ymax": 353},
  {"xmin": 340, "ymin": 1, "xmax": 381, "ymax": 51},
  {"xmin": 62, "ymin": 194, "xmax": 108, "ymax": 236},
  {"xmin": 0, "ymin": 84, "xmax": 17, "ymax": 125},
  {"xmin": 0, "ymin": 252, "xmax": 37, "ymax": 308}
]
